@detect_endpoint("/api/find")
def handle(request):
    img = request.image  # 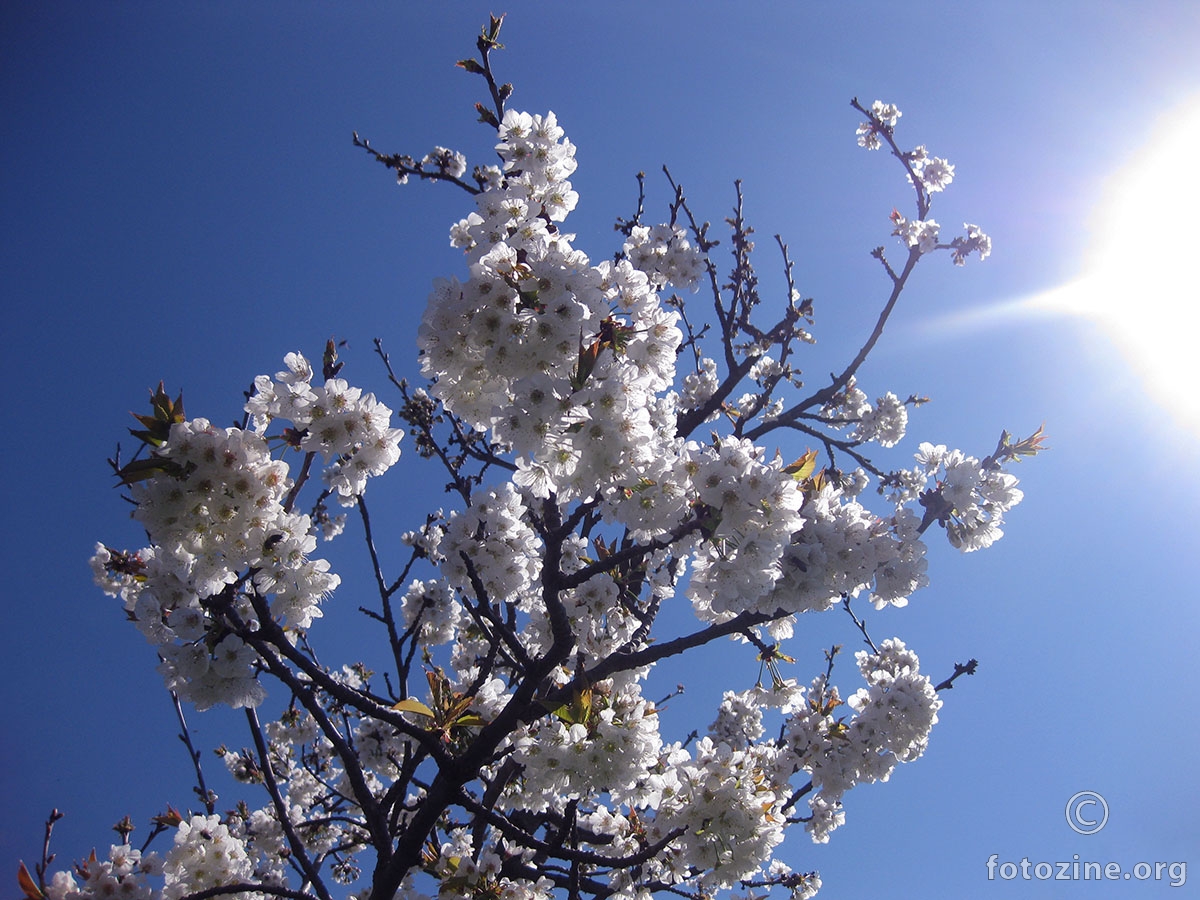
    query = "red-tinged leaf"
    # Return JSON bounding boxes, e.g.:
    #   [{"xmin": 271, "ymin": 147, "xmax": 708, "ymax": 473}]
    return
[
  {"xmin": 444, "ymin": 695, "xmax": 476, "ymax": 722},
  {"xmin": 571, "ymin": 341, "xmax": 602, "ymax": 390},
  {"xmin": 151, "ymin": 806, "xmax": 183, "ymax": 828},
  {"xmin": 1014, "ymin": 422, "xmax": 1049, "ymax": 456},
  {"xmin": 322, "ymin": 338, "xmax": 344, "ymax": 380},
  {"xmin": 478, "ymin": 15, "xmax": 504, "ymax": 50},
  {"xmin": 18, "ymin": 861, "xmax": 44, "ymax": 900},
  {"xmin": 474, "ymin": 103, "xmax": 499, "ymax": 129},
  {"xmin": 426, "ymin": 667, "xmax": 454, "ymax": 710}
]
